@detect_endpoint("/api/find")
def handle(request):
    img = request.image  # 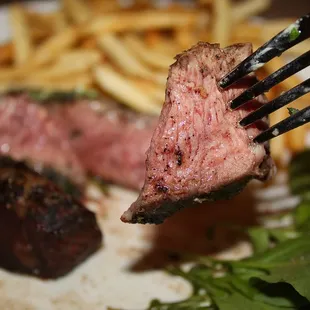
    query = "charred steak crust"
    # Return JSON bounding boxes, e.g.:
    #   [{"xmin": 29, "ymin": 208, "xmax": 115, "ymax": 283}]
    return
[
  {"xmin": 0, "ymin": 157, "xmax": 102, "ymax": 279},
  {"xmin": 122, "ymin": 42, "xmax": 274, "ymax": 224}
]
